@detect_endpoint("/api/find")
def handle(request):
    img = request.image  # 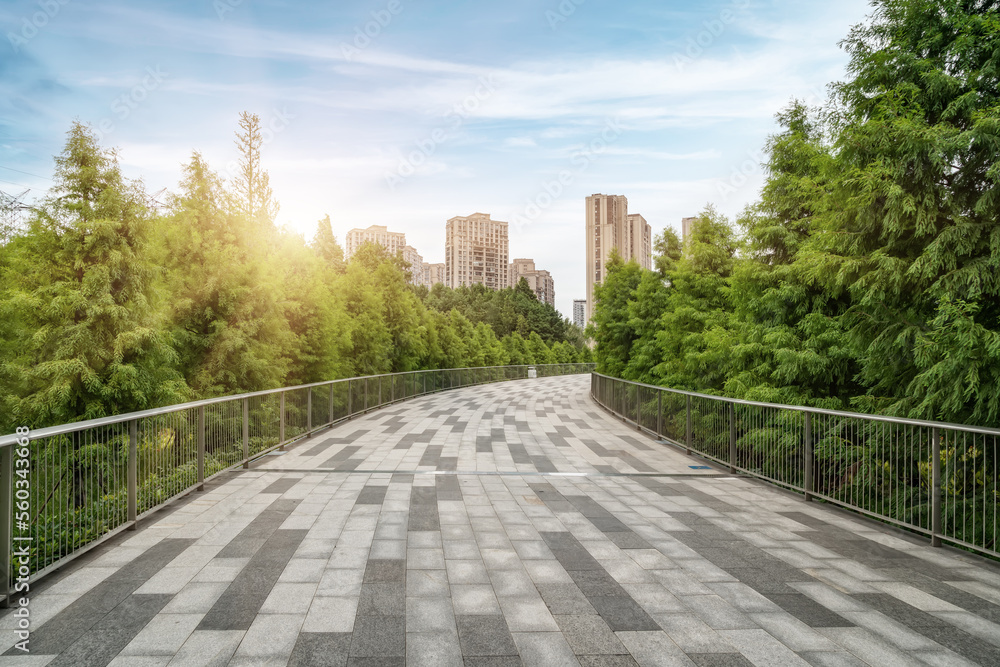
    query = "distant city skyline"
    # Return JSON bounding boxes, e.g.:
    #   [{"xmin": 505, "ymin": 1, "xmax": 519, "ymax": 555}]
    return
[{"xmin": 1, "ymin": 0, "xmax": 873, "ymax": 317}]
